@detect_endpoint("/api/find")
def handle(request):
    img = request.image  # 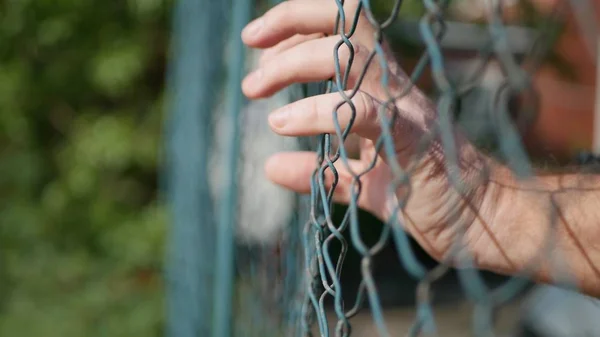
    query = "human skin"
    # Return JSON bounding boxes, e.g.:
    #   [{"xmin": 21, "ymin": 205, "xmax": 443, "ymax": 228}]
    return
[{"xmin": 240, "ymin": 0, "xmax": 600, "ymax": 297}]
